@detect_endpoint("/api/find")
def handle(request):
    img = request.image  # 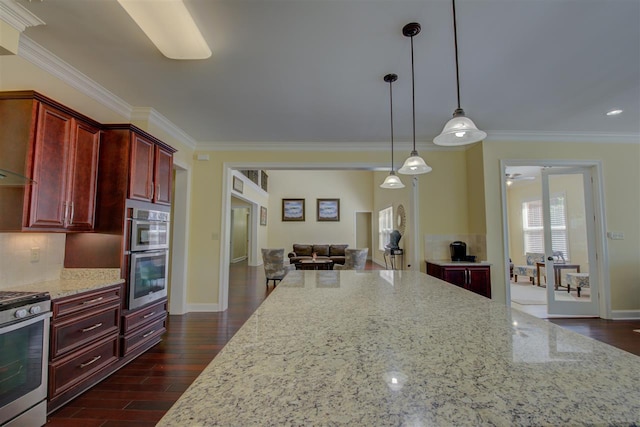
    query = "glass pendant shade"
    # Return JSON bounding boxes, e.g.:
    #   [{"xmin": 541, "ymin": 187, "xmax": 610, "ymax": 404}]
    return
[
  {"xmin": 434, "ymin": 109, "xmax": 487, "ymax": 146},
  {"xmin": 398, "ymin": 22, "xmax": 432, "ymax": 176},
  {"xmin": 398, "ymin": 151, "xmax": 432, "ymax": 175},
  {"xmin": 380, "ymin": 73, "xmax": 405, "ymax": 189},
  {"xmin": 380, "ymin": 171, "xmax": 405, "ymax": 189}
]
